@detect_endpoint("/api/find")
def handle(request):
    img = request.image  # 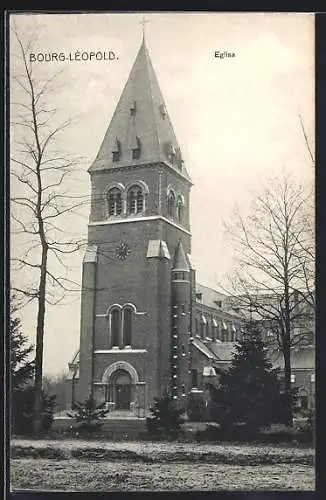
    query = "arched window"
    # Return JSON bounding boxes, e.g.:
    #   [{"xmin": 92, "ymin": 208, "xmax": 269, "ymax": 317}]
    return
[
  {"xmin": 212, "ymin": 319, "xmax": 218, "ymax": 341},
  {"xmin": 110, "ymin": 309, "xmax": 121, "ymax": 347},
  {"xmin": 127, "ymin": 185, "xmax": 144, "ymax": 214},
  {"xmin": 176, "ymin": 196, "xmax": 184, "ymax": 223},
  {"xmin": 231, "ymin": 325, "xmax": 236, "ymax": 342},
  {"xmin": 222, "ymin": 321, "xmax": 228, "ymax": 342},
  {"xmin": 108, "ymin": 188, "xmax": 123, "ymax": 216},
  {"xmin": 201, "ymin": 316, "xmax": 207, "ymax": 339},
  {"xmin": 123, "ymin": 308, "xmax": 132, "ymax": 347},
  {"xmin": 136, "ymin": 190, "xmax": 143, "ymax": 212},
  {"xmin": 167, "ymin": 191, "xmax": 175, "ymax": 218}
]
